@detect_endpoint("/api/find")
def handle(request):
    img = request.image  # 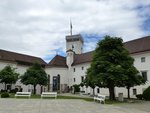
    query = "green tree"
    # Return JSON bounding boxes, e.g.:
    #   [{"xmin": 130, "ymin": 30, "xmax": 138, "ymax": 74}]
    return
[
  {"xmin": 86, "ymin": 35, "xmax": 141, "ymax": 100},
  {"xmin": 124, "ymin": 67, "xmax": 145, "ymax": 99},
  {"xmin": 85, "ymin": 68, "xmax": 97, "ymax": 95},
  {"xmin": 20, "ymin": 63, "xmax": 48, "ymax": 94},
  {"xmin": 0, "ymin": 65, "xmax": 19, "ymax": 90}
]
